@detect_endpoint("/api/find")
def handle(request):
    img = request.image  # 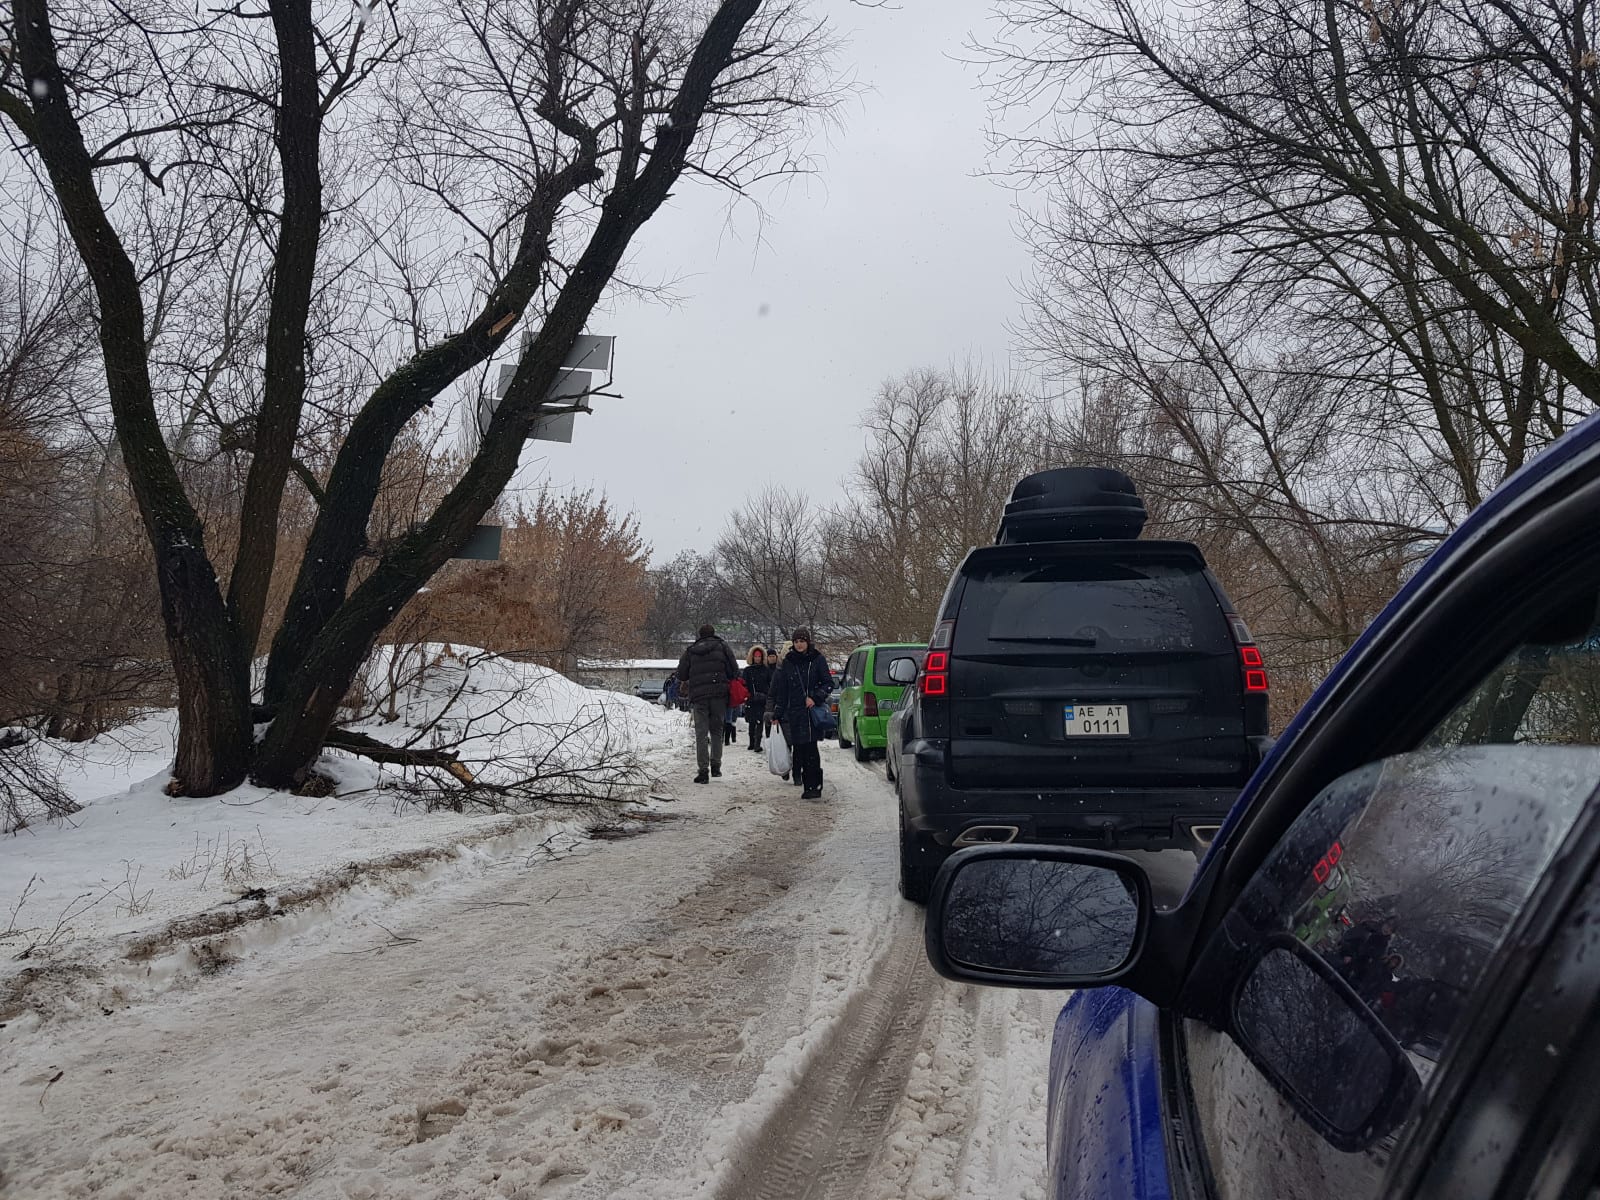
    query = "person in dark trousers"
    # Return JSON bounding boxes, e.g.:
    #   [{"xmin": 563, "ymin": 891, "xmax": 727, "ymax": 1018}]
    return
[
  {"xmin": 677, "ymin": 623, "xmax": 742, "ymax": 783},
  {"xmin": 770, "ymin": 628, "xmax": 834, "ymax": 799},
  {"xmin": 742, "ymin": 646, "xmax": 774, "ymax": 752}
]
